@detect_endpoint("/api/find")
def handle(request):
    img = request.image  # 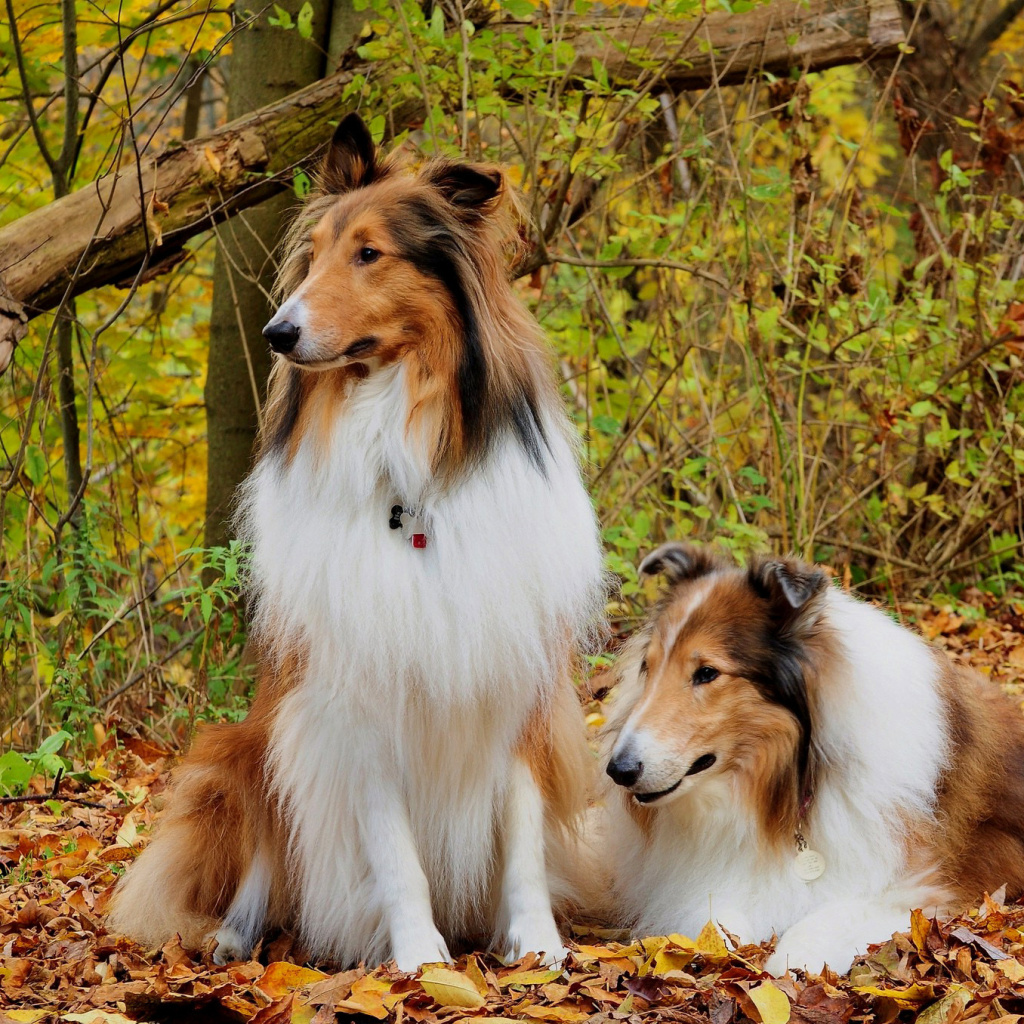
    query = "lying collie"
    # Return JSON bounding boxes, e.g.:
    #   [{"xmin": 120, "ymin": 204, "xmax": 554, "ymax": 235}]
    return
[
  {"xmin": 601, "ymin": 543, "xmax": 1024, "ymax": 976},
  {"xmin": 109, "ymin": 114, "xmax": 605, "ymax": 970}
]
